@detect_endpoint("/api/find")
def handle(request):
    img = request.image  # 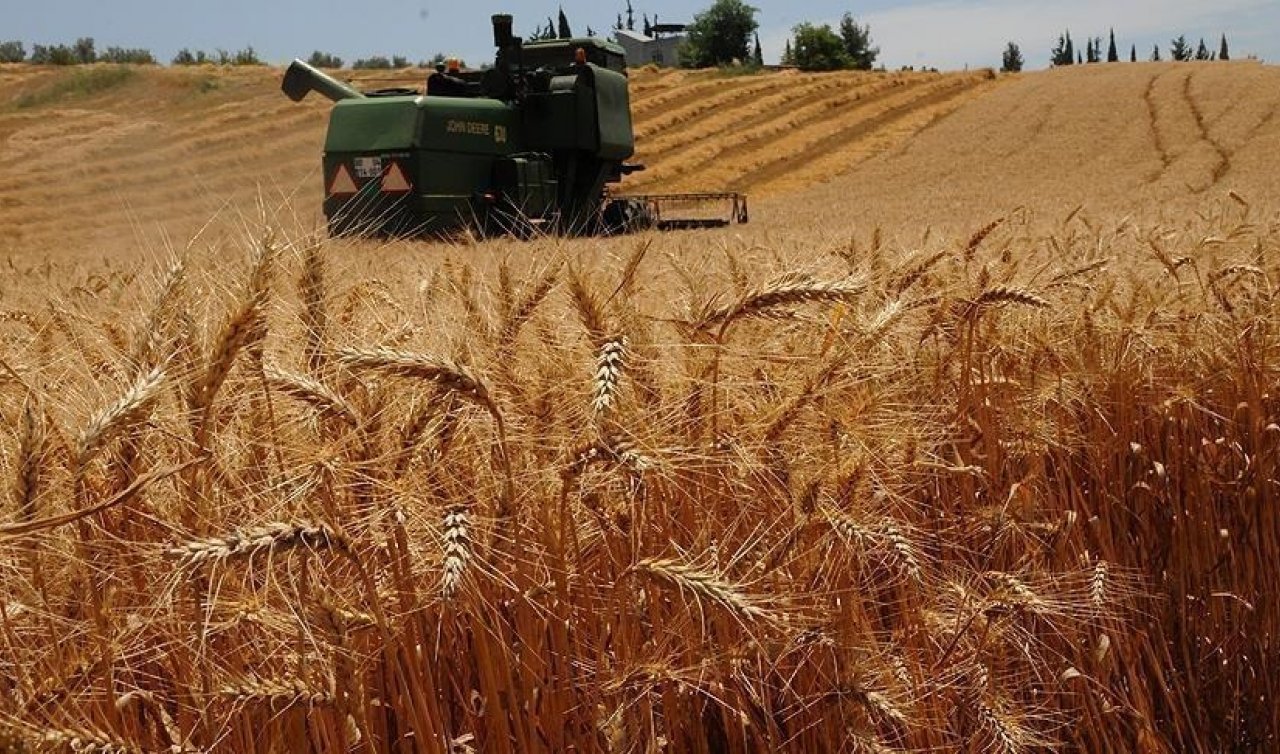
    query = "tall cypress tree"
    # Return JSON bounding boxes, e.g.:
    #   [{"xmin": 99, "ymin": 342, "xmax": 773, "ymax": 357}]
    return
[
  {"xmin": 1001, "ymin": 42, "xmax": 1024, "ymax": 73},
  {"xmin": 782, "ymin": 38, "xmax": 793, "ymax": 65},
  {"xmin": 1151, "ymin": 44, "xmax": 1161, "ymax": 61},
  {"xmin": 1051, "ymin": 30, "xmax": 1074, "ymax": 66},
  {"xmin": 753, "ymin": 32, "xmax": 763, "ymax": 66},
  {"xmin": 558, "ymin": 8, "xmax": 572, "ymax": 39},
  {"xmin": 1107, "ymin": 29, "xmax": 1119, "ymax": 62},
  {"xmin": 1130, "ymin": 44, "xmax": 1137, "ymax": 62},
  {"xmin": 1219, "ymin": 34, "xmax": 1230, "ymax": 61}
]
